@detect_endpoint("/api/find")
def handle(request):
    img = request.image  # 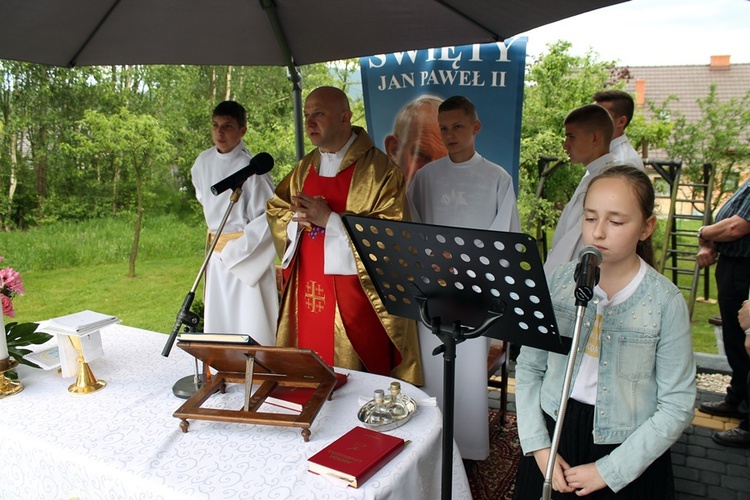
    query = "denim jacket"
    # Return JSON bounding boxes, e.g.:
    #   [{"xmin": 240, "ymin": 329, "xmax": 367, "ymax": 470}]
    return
[{"xmin": 515, "ymin": 261, "xmax": 696, "ymax": 493}]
